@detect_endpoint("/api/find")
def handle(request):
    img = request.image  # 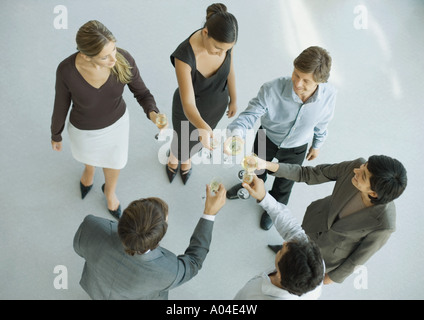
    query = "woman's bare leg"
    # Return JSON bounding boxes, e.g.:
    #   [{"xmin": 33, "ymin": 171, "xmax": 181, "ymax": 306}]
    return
[
  {"xmin": 102, "ymin": 168, "xmax": 120, "ymax": 211},
  {"xmin": 81, "ymin": 164, "xmax": 95, "ymax": 186},
  {"xmin": 167, "ymin": 151, "xmax": 179, "ymax": 170},
  {"xmin": 180, "ymin": 158, "xmax": 191, "ymax": 172}
]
